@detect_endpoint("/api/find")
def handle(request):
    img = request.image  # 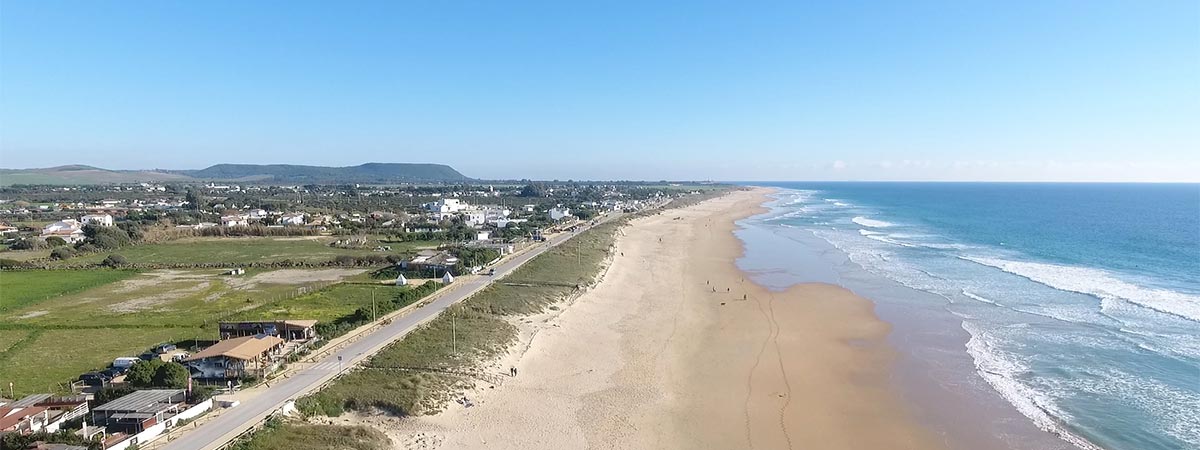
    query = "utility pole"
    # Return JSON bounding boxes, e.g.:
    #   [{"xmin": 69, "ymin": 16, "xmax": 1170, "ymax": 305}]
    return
[
  {"xmin": 451, "ymin": 308, "xmax": 457, "ymax": 355},
  {"xmin": 372, "ymin": 288, "xmax": 377, "ymax": 322}
]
